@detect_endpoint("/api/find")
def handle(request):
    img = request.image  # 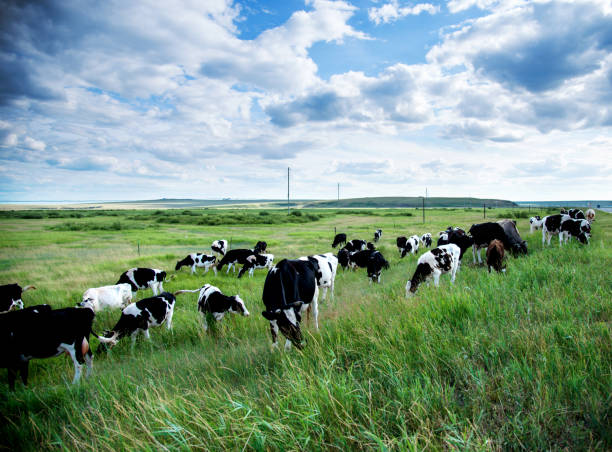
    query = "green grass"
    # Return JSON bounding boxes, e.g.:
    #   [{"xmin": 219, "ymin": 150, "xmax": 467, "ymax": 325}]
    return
[{"xmin": 0, "ymin": 208, "xmax": 610, "ymax": 450}]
